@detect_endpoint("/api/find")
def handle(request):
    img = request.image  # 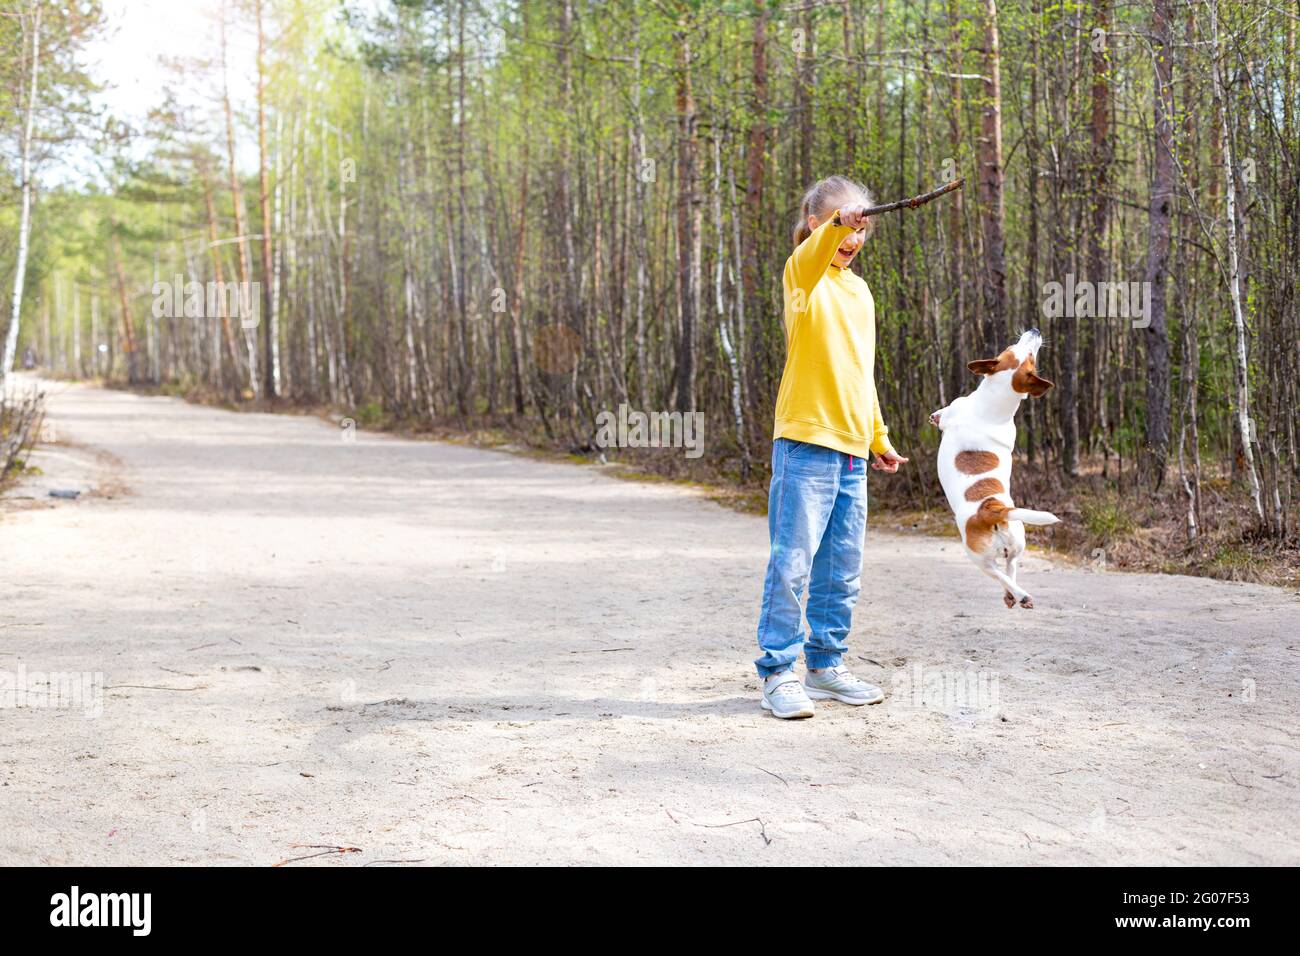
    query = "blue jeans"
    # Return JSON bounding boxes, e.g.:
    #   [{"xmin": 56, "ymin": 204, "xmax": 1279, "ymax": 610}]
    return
[{"xmin": 755, "ymin": 438, "xmax": 868, "ymax": 677}]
